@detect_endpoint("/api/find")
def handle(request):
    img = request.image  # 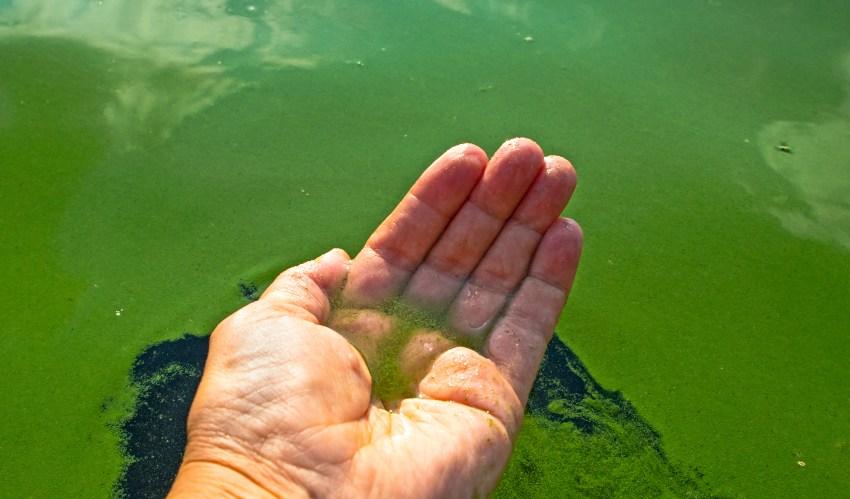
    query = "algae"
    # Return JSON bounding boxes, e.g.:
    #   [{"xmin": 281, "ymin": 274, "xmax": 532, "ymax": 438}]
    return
[{"xmin": 114, "ymin": 331, "xmax": 722, "ymax": 498}]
